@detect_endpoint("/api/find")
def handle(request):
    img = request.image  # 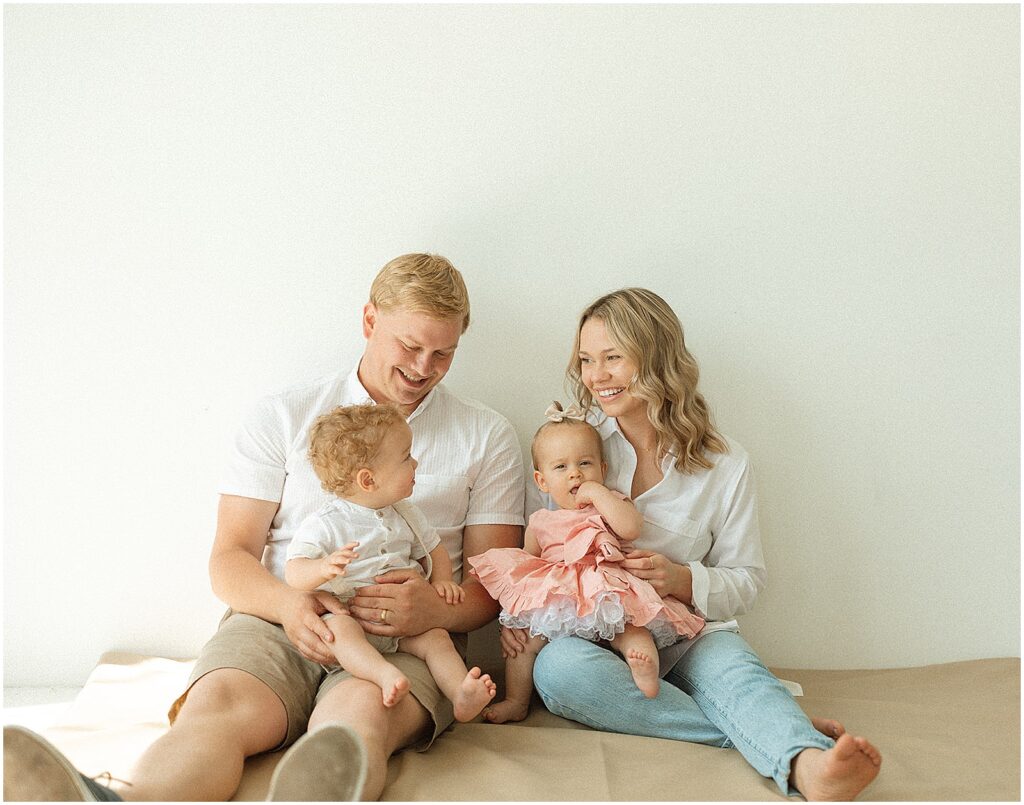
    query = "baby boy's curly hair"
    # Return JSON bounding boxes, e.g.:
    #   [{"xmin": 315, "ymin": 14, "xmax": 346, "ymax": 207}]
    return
[{"xmin": 308, "ymin": 403, "xmax": 405, "ymax": 496}]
